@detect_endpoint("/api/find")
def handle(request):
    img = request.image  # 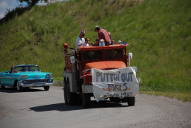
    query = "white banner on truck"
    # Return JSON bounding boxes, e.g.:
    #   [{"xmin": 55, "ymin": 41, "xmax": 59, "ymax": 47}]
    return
[{"xmin": 91, "ymin": 67, "xmax": 139, "ymax": 101}]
